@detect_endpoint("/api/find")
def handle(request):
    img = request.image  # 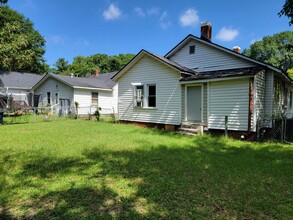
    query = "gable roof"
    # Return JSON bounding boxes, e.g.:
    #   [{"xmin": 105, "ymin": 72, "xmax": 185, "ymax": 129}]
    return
[
  {"xmin": 112, "ymin": 49, "xmax": 195, "ymax": 81},
  {"xmin": 0, "ymin": 71, "xmax": 43, "ymax": 90},
  {"xmin": 32, "ymin": 72, "xmax": 116, "ymax": 91},
  {"xmin": 165, "ymin": 34, "xmax": 287, "ymax": 76}
]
